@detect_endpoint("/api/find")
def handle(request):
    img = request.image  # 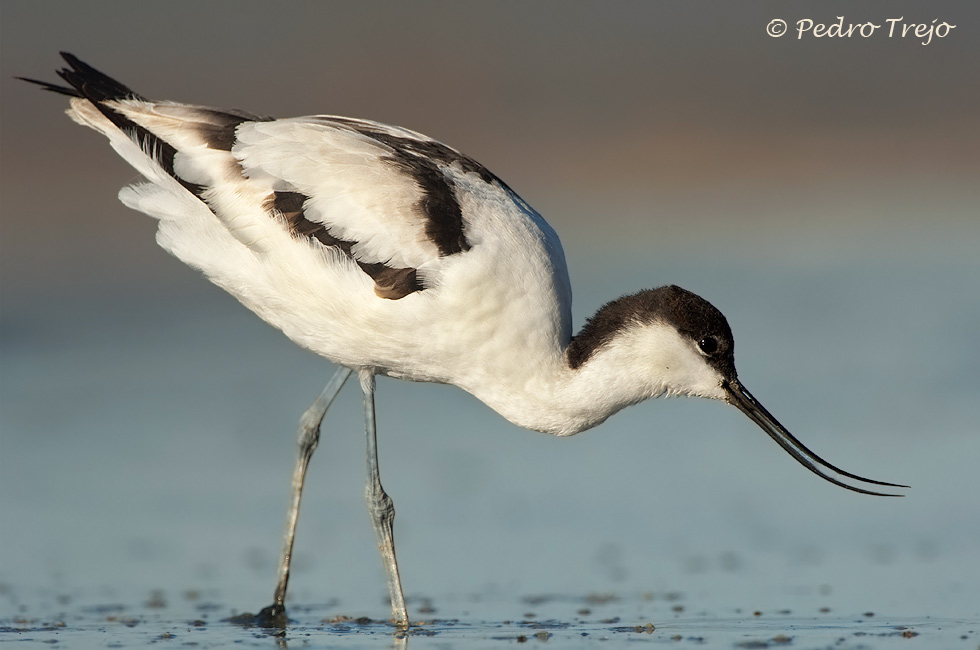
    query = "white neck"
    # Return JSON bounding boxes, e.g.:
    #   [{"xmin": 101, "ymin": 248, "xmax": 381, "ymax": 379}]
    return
[{"xmin": 459, "ymin": 321, "xmax": 726, "ymax": 436}]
